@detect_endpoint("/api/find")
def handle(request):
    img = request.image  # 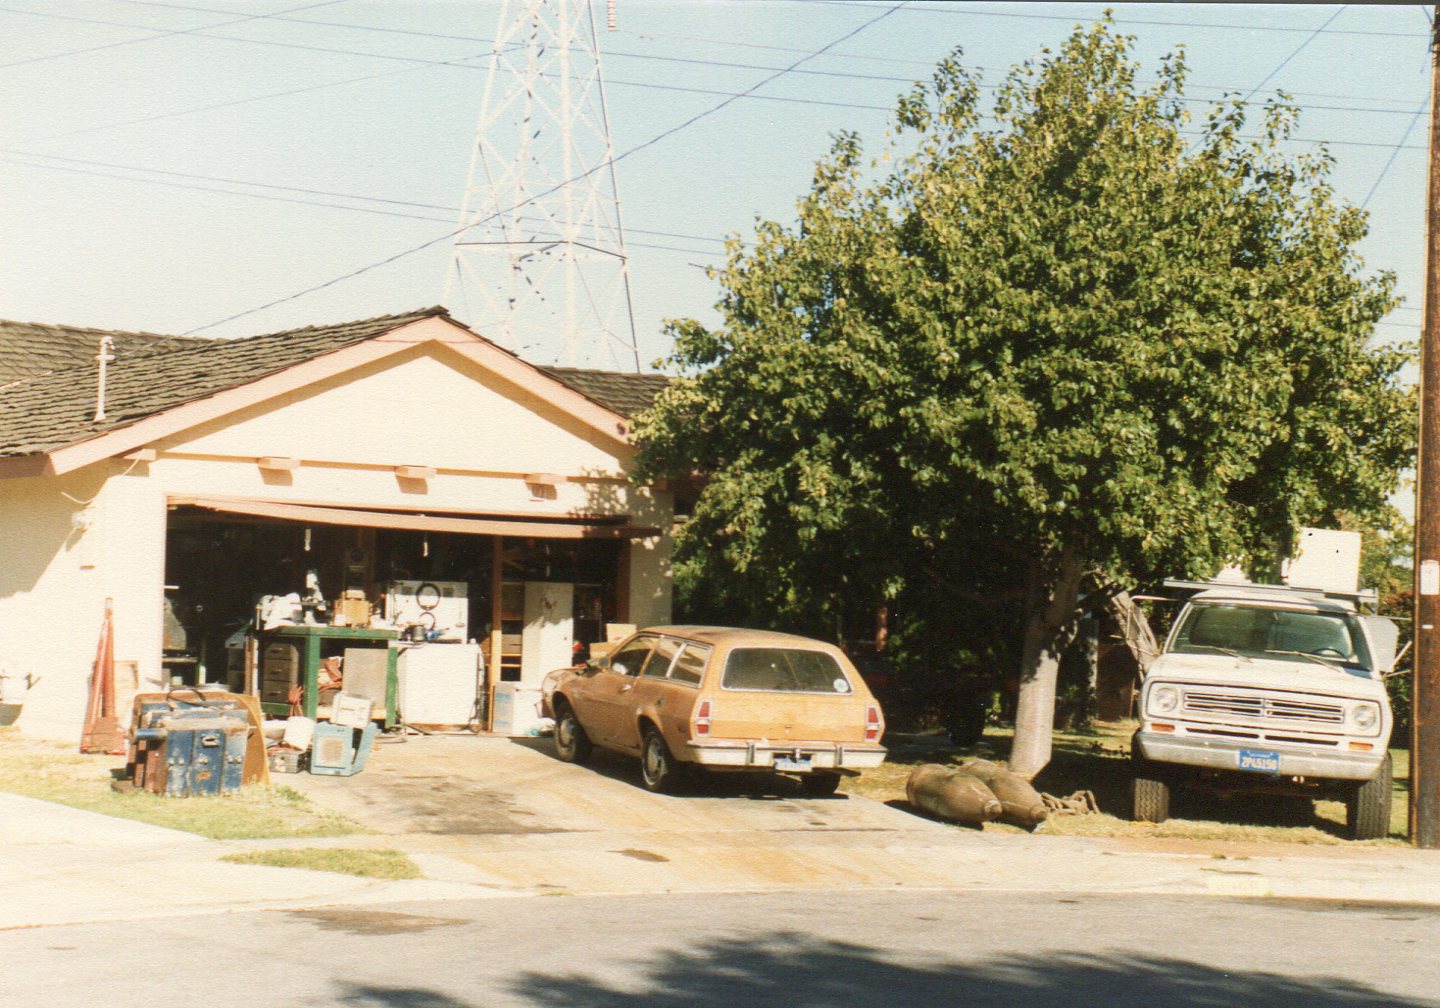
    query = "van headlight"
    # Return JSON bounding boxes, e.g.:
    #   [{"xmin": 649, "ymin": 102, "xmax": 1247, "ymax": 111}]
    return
[
  {"xmin": 1149, "ymin": 684, "xmax": 1180, "ymax": 715},
  {"xmin": 1351, "ymin": 702, "xmax": 1380, "ymax": 733}
]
